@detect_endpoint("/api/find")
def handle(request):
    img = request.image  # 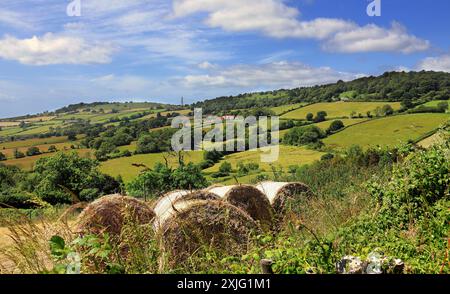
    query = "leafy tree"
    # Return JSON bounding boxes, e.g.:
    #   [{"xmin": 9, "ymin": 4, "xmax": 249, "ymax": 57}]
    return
[
  {"xmin": 33, "ymin": 152, "xmax": 119, "ymax": 204},
  {"xmin": 111, "ymin": 130, "xmax": 133, "ymax": 147},
  {"xmin": 26, "ymin": 146, "xmax": 41, "ymax": 156},
  {"xmin": 284, "ymin": 125, "xmax": 326, "ymax": 146},
  {"xmin": 381, "ymin": 104, "xmax": 394, "ymax": 116},
  {"xmin": 437, "ymin": 102, "xmax": 448, "ymax": 112},
  {"xmin": 204, "ymin": 150, "xmax": 224, "ymax": 163},
  {"xmin": 136, "ymin": 129, "xmax": 176, "ymax": 154},
  {"xmin": 401, "ymin": 99, "xmax": 414, "ymax": 110},
  {"xmin": 65, "ymin": 130, "xmax": 77, "ymax": 141},
  {"xmin": 48, "ymin": 145, "xmax": 58, "ymax": 153},
  {"xmin": 314, "ymin": 111, "xmax": 328, "ymax": 123},
  {"xmin": 0, "ymin": 152, "xmax": 6, "ymax": 161},
  {"xmin": 219, "ymin": 161, "xmax": 232, "ymax": 174},
  {"xmin": 326, "ymin": 120, "xmax": 345, "ymax": 134},
  {"xmin": 306, "ymin": 113, "xmax": 314, "ymax": 121},
  {"xmin": 95, "ymin": 141, "xmax": 117, "ymax": 161},
  {"xmin": 14, "ymin": 149, "xmax": 25, "ymax": 159},
  {"xmin": 127, "ymin": 162, "xmax": 207, "ymax": 198}
]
